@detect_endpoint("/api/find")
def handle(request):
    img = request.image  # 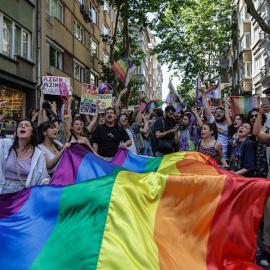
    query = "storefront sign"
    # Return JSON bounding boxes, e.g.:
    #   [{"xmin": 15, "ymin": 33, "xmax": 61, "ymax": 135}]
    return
[
  {"xmin": 42, "ymin": 76, "xmax": 71, "ymax": 95},
  {"xmin": 79, "ymin": 83, "xmax": 98, "ymax": 115}
]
